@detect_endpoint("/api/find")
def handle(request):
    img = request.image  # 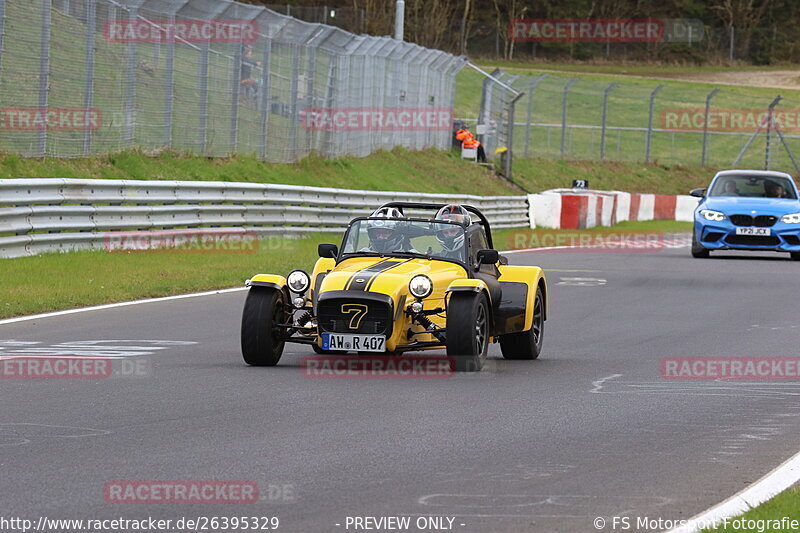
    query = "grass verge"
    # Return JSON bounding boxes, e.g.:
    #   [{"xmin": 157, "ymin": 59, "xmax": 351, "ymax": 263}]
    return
[
  {"xmin": 0, "ymin": 148, "xmax": 520, "ymax": 196},
  {"xmin": 2, "ymin": 221, "xmax": 689, "ymax": 320},
  {"xmin": 701, "ymin": 486, "xmax": 800, "ymax": 532}
]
